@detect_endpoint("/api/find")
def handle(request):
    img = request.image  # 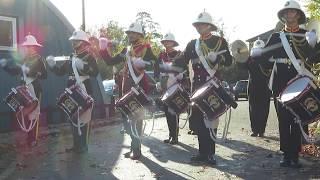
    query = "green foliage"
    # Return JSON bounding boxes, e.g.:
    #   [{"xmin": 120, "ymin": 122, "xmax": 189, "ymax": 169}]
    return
[{"xmin": 305, "ymin": 0, "xmax": 320, "ymax": 19}]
